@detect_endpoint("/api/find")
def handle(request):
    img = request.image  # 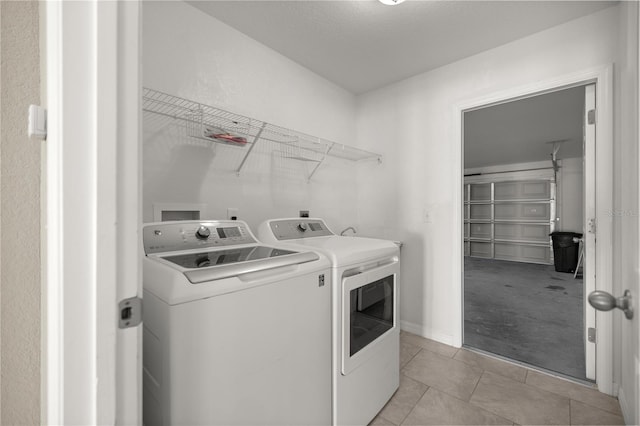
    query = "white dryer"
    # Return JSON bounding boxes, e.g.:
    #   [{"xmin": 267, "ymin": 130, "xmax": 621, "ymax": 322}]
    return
[
  {"xmin": 142, "ymin": 220, "xmax": 332, "ymax": 425},
  {"xmin": 258, "ymin": 218, "xmax": 400, "ymax": 426}
]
